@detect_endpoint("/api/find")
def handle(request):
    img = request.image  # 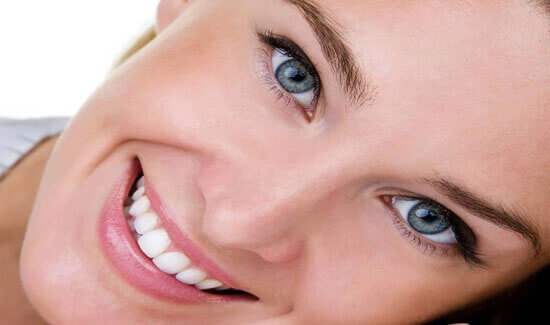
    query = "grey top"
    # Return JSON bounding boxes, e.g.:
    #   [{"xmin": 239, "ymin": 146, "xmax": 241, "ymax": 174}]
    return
[{"xmin": 0, "ymin": 117, "xmax": 70, "ymax": 179}]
